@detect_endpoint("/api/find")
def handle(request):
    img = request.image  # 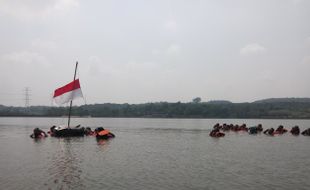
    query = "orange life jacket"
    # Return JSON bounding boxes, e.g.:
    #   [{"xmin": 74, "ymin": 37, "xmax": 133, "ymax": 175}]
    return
[{"xmin": 98, "ymin": 130, "xmax": 110, "ymax": 136}]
